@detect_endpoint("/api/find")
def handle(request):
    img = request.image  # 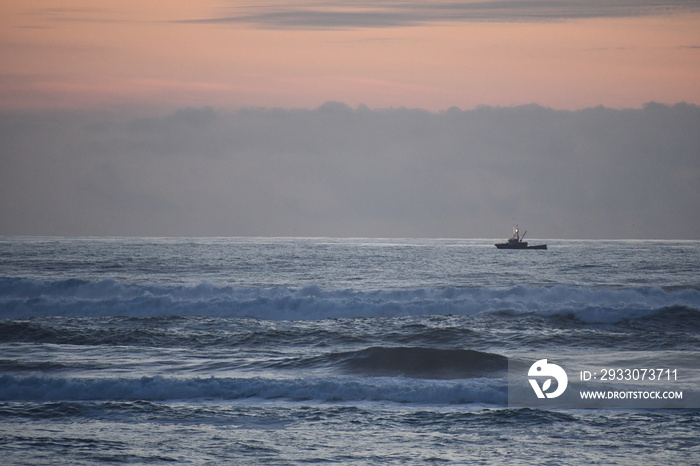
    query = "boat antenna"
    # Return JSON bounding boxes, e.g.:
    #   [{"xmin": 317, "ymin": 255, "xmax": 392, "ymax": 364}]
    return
[{"xmin": 521, "ymin": 230, "xmax": 527, "ymax": 240}]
